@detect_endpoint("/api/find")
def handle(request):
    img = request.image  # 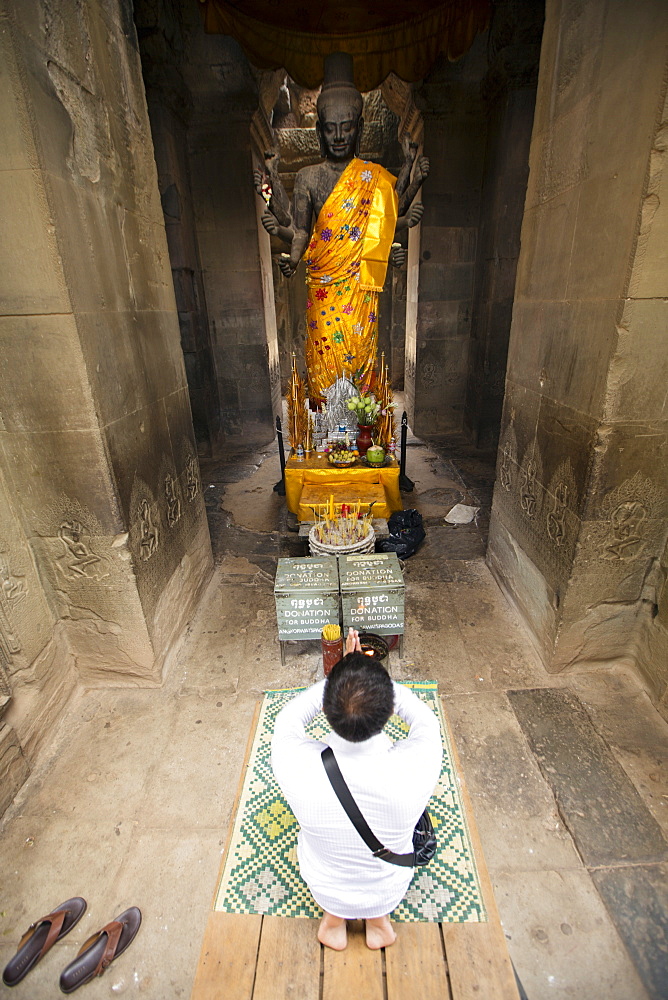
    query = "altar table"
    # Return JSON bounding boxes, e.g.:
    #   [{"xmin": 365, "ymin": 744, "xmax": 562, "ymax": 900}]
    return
[{"xmin": 284, "ymin": 454, "xmax": 402, "ymax": 522}]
